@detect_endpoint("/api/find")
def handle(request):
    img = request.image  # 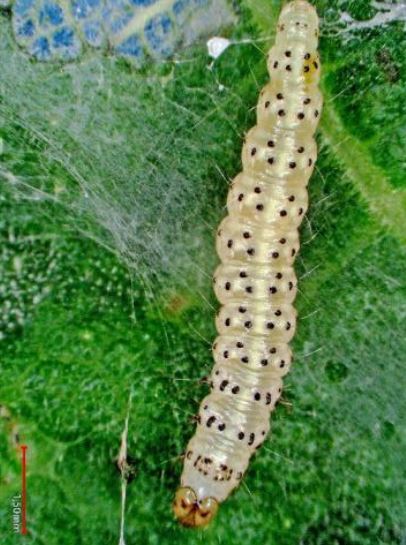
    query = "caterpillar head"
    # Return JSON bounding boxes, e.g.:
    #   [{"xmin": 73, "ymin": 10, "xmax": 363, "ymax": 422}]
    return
[{"xmin": 173, "ymin": 487, "xmax": 219, "ymax": 528}]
